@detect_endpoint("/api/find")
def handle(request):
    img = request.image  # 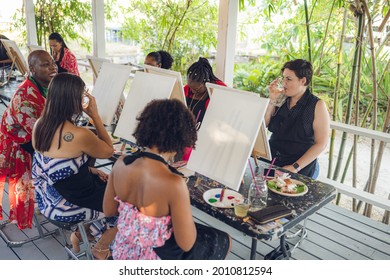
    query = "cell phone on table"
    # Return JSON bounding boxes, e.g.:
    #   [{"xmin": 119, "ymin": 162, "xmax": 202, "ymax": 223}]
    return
[{"xmin": 263, "ymin": 168, "xmax": 275, "ymax": 178}]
